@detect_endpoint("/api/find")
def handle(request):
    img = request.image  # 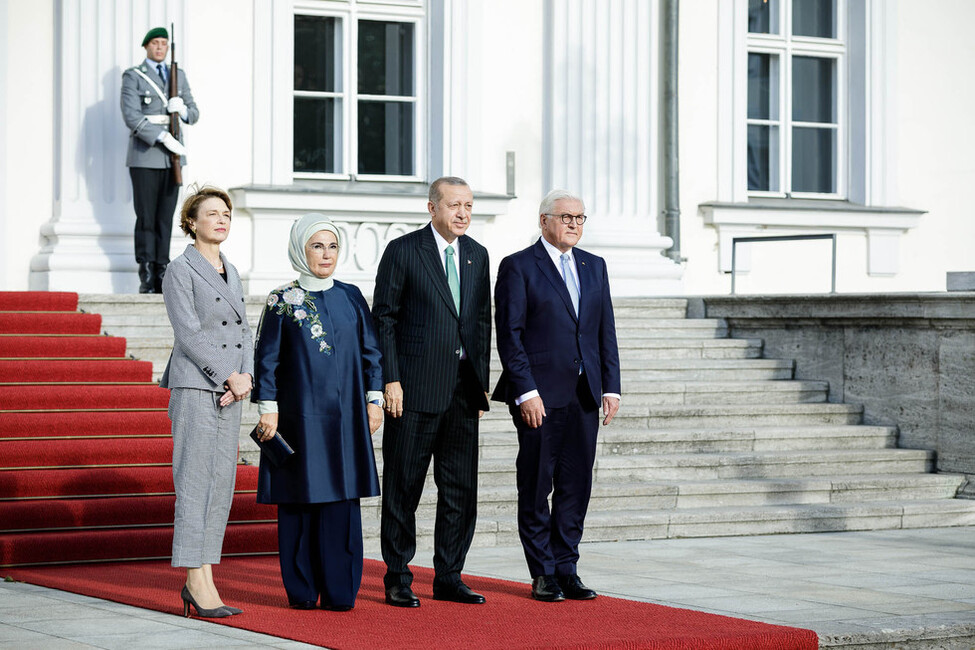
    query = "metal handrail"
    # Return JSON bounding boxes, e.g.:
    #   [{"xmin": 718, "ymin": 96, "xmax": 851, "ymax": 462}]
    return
[{"xmin": 731, "ymin": 233, "xmax": 837, "ymax": 295}]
